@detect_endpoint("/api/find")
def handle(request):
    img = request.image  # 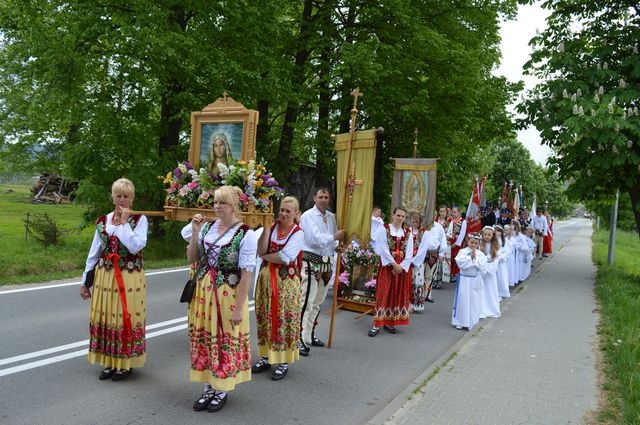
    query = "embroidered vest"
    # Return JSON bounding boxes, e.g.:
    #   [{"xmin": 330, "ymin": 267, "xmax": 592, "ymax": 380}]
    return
[
  {"xmin": 95, "ymin": 214, "xmax": 144, "ymax": 272},
  {"xmin": 268, "ymin": 224, "xmax": 303, "ymax": 279},
  {"xmin": 411, "ymin": 227, "xmax": 424, "ymax": 256},
  {"xmin": 198, "ymin": 222, "xmax": 251, "ymax": 287},
  {"xmin": 385, "ymin": 224, "xmax": 409, "ymax": 262}
]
